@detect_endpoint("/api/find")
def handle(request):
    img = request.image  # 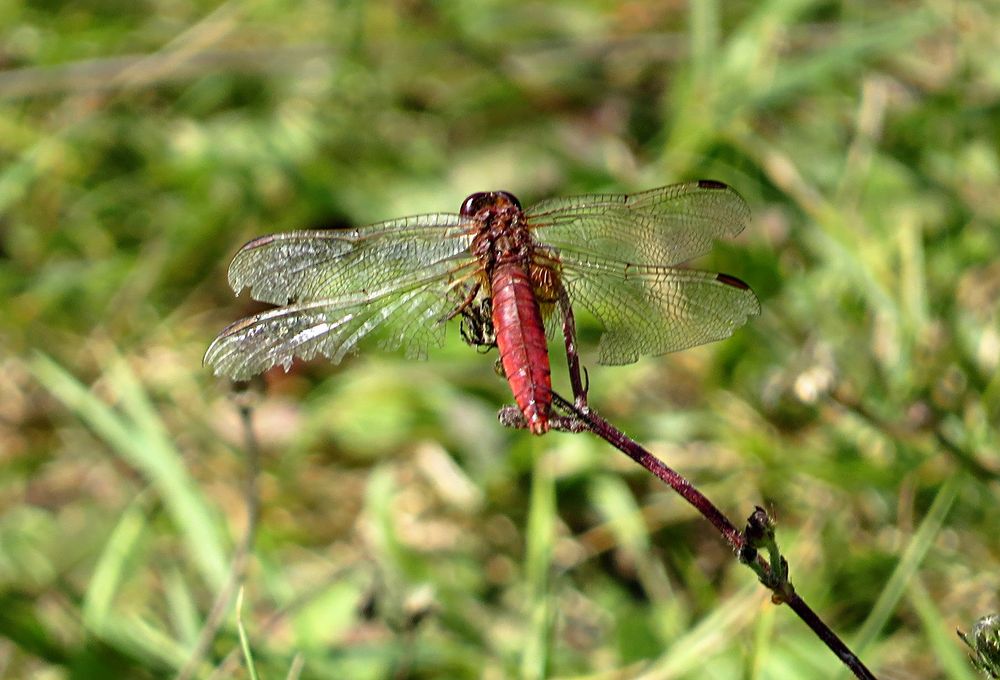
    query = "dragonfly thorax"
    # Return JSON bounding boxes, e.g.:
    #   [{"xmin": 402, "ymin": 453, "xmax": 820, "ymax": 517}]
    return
[{"xmin": 466, "ymin": 191, "xmax": 534, "ymax": 273}]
